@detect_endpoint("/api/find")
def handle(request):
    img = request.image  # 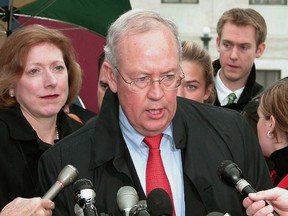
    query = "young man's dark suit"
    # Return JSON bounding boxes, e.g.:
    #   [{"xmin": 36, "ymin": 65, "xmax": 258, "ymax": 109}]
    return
[
  {"xmin": 213, "ymin": 59, "xmax": 264, "ymax": 112},
  {"xmin": 38, "ymin": 89, "xmax": 272, "ymax": 216}
]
